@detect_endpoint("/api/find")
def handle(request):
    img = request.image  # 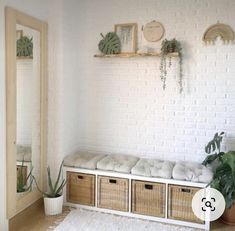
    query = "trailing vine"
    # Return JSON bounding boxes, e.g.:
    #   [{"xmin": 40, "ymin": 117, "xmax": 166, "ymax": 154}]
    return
[{"xmin": 160, "ymin": 38, "xmax": 183, "ymax": 93}]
